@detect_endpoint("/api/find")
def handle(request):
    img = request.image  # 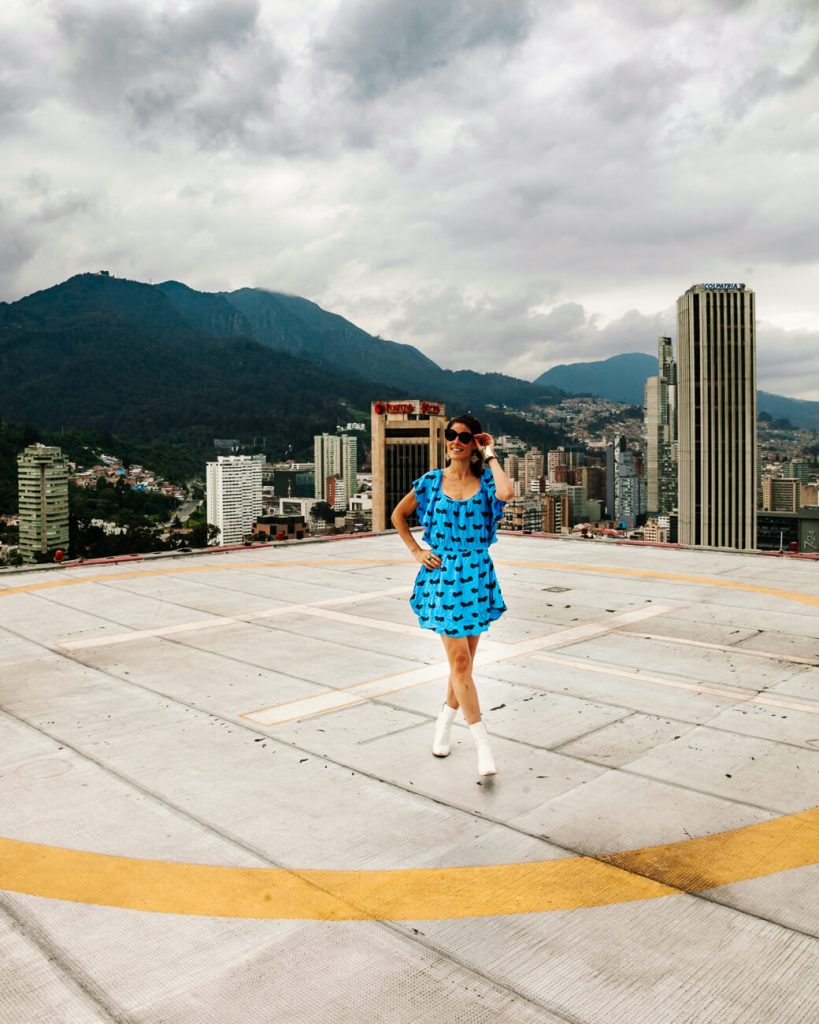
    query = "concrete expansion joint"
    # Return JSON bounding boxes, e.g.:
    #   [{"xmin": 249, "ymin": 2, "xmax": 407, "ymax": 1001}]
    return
[
  {"xmin": 3, "ymin": 692, "xmax": 817, "ymax": 940},
  {"xmin": 3, "ymin": 588, "xmax": 818, "ymax": 925},
  {"xmin": 0, "ymin": 892, "xmax": 128, "ymax": 1024},
  {"xmin": 4, "ymin": 602, "xmax": 815, "ymax": 831}
]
